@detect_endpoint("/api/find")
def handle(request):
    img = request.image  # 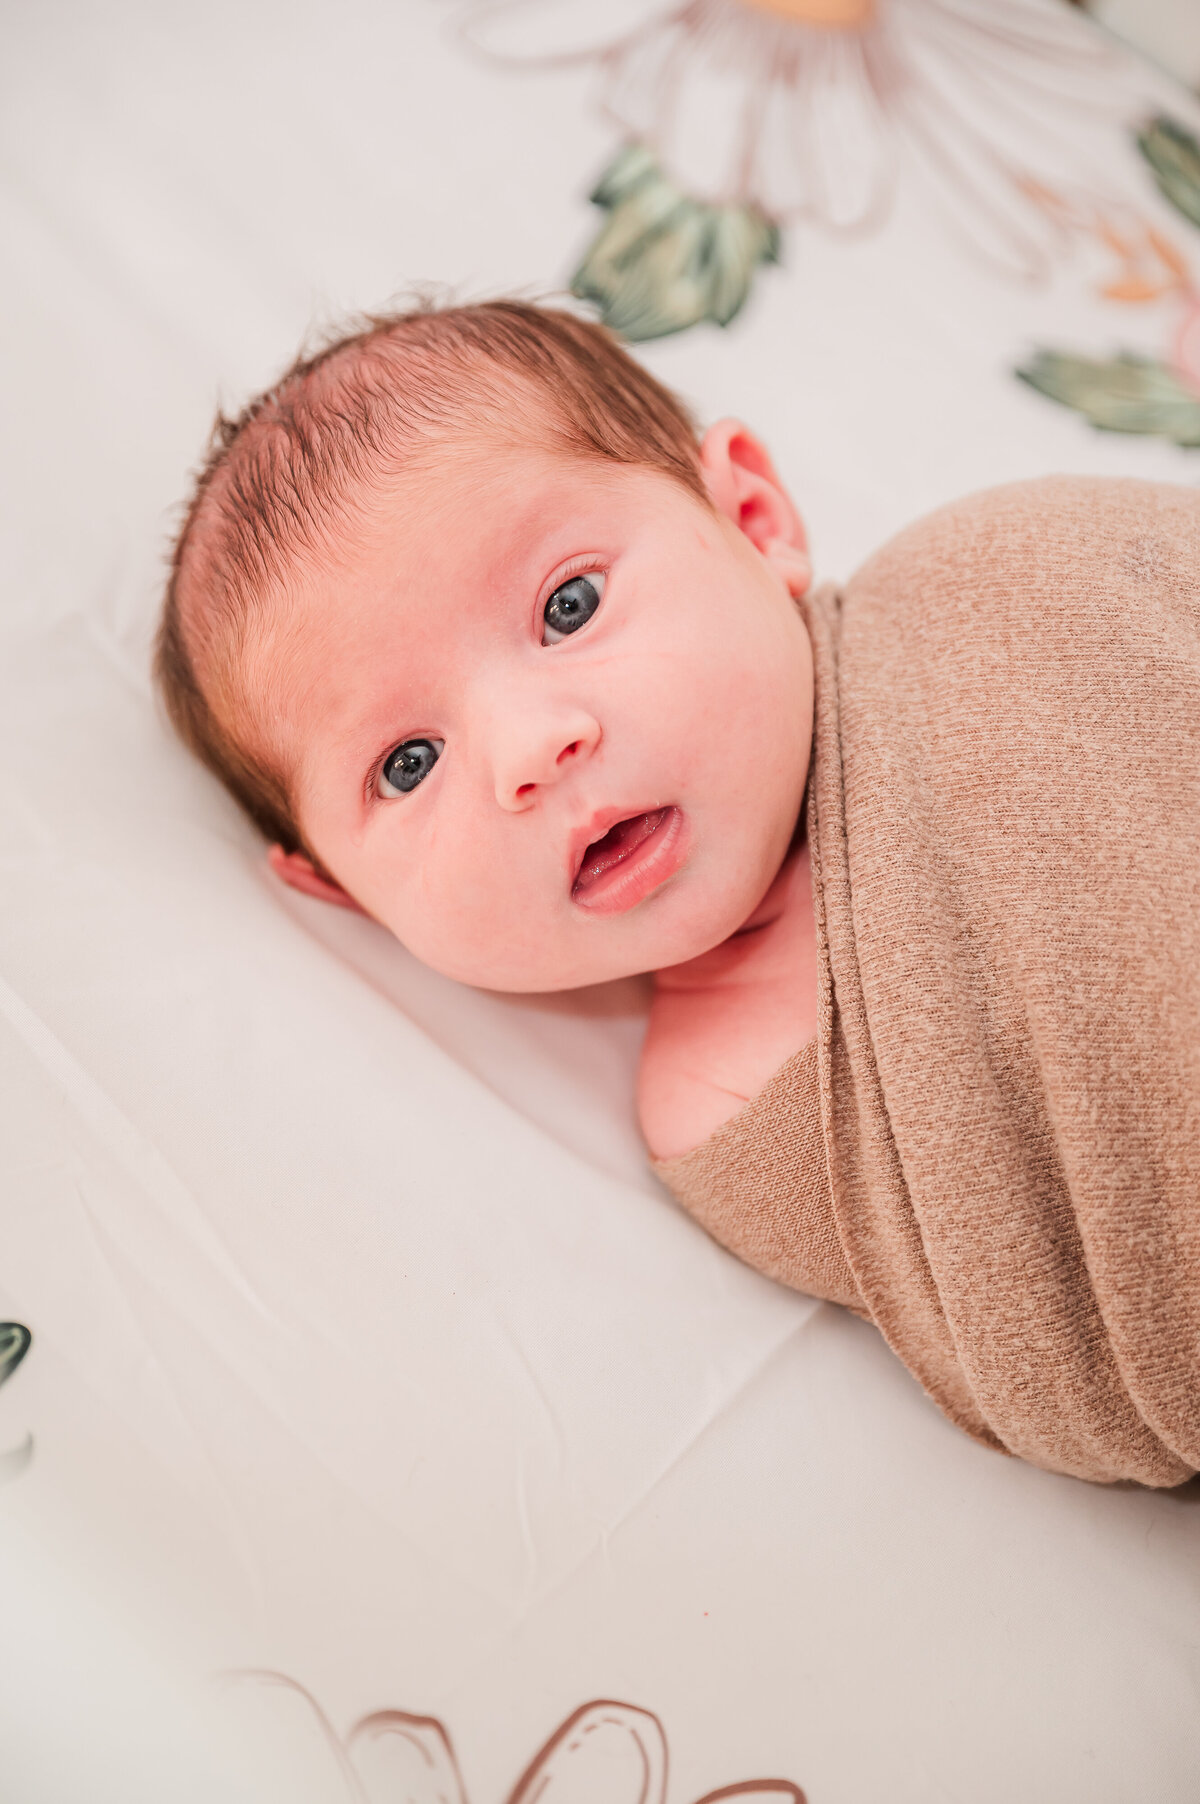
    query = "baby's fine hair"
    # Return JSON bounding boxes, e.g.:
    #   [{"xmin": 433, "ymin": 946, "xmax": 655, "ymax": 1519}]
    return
[{"xmin": 157, "ymin": 299, "xmax": 706, "ymax": 858}]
